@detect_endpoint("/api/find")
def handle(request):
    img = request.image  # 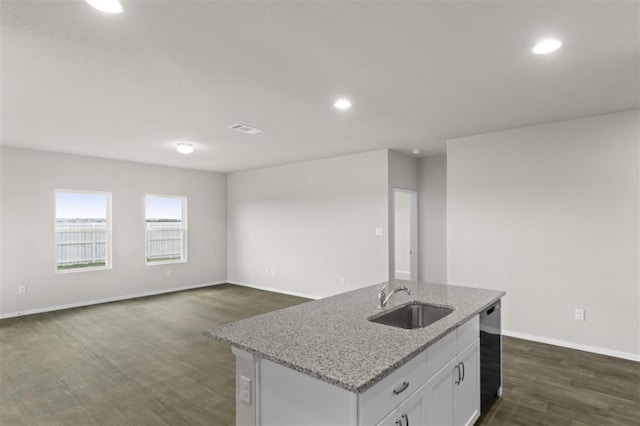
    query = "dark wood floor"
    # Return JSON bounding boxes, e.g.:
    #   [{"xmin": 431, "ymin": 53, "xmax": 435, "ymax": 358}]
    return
[
  {"xmin": 0, "ymin": 284, "xmax": 307, "ymax": 426},
  {"xmin": 1, "ymin": 284, "xmax": 638, "ymax": 426},
  {"xmin": 478, "ymin": 336, "xmax": 640, "ymax": 426}
]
